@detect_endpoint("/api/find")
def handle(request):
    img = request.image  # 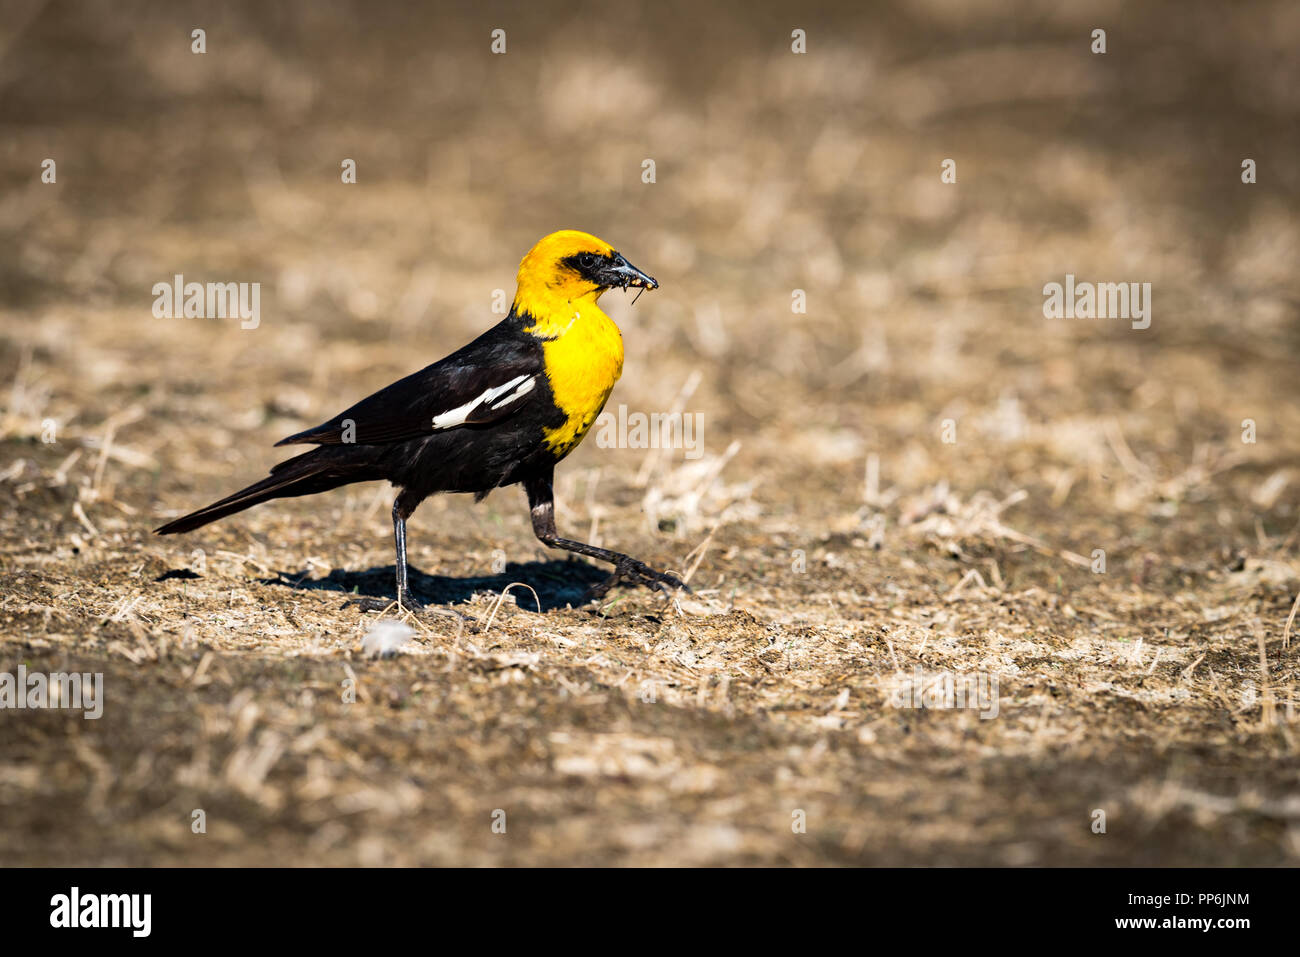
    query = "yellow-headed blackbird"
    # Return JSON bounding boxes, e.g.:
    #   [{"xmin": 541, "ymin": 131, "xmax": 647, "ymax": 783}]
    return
[{"xmin": 156, "ymin": 230, "xmax": 686, "ymax": 609}]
